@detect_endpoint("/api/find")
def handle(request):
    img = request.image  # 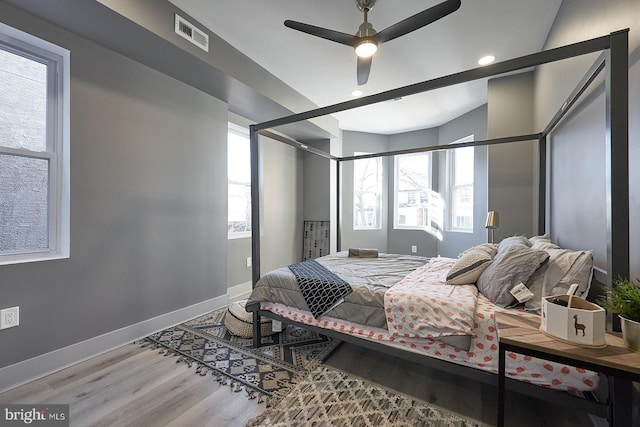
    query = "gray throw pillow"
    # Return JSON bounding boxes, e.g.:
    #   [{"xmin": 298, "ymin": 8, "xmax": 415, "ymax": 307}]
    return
[
  {"xmin": 477, "ymin": 244, "xmax": 549, "ymax": 307},
  {"xmin": 498, "ymin": 235, "xmax": 532, "ymax": 249}
]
